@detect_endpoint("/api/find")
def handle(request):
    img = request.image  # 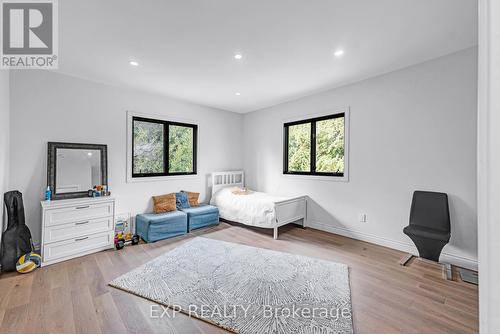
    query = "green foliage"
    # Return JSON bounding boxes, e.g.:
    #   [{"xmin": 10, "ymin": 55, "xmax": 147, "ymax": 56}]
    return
[
  {"xmin": 288, "ymin": 123, "xmax": 311, "ymax": 172},
  {"xmin": 133, "ymin": 122, "xmax": 194, "ymax": 174},
  {"xmin": 316, "ymin": 118, "xmax": 344, "ymax": 173},
  {"xmin": 133, "ymin": 121, "xmax": 164, "ymax": 174},
  {"xmin": 169, "ymin": 125, "xmax": 193, "ymax": 173},
  {"xmin": 287, "ymin": 117, "xmax": 344, "ymax": 173}
]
